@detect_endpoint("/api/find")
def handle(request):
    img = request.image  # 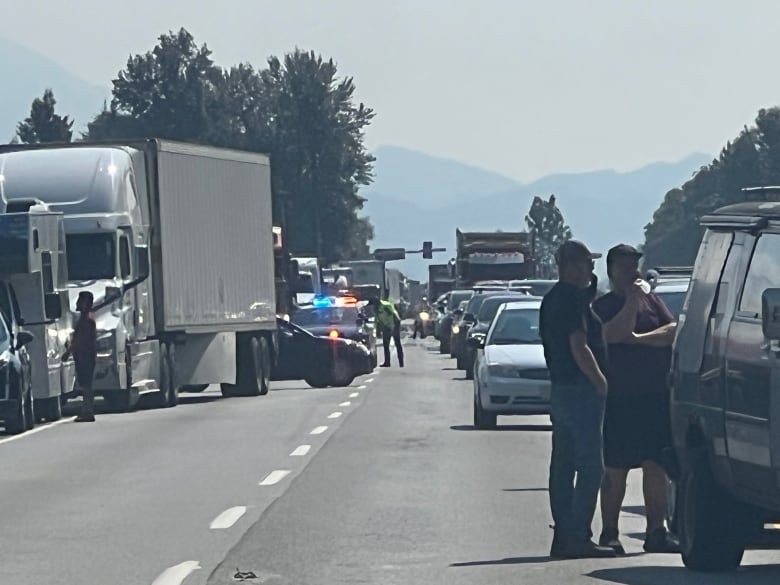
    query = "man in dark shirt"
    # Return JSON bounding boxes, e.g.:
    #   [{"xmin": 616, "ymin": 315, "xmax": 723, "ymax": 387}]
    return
[
  {"xmin": 540, "ymin": 240, "xmax": 615, "ymax": 559},
  {"xmin": 592, "ymin": 244, "xmax": 679, "ymax": 555},
  {"xmin": 63, "ymin": 291, "xmax": 97, "ymax": 423}
]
